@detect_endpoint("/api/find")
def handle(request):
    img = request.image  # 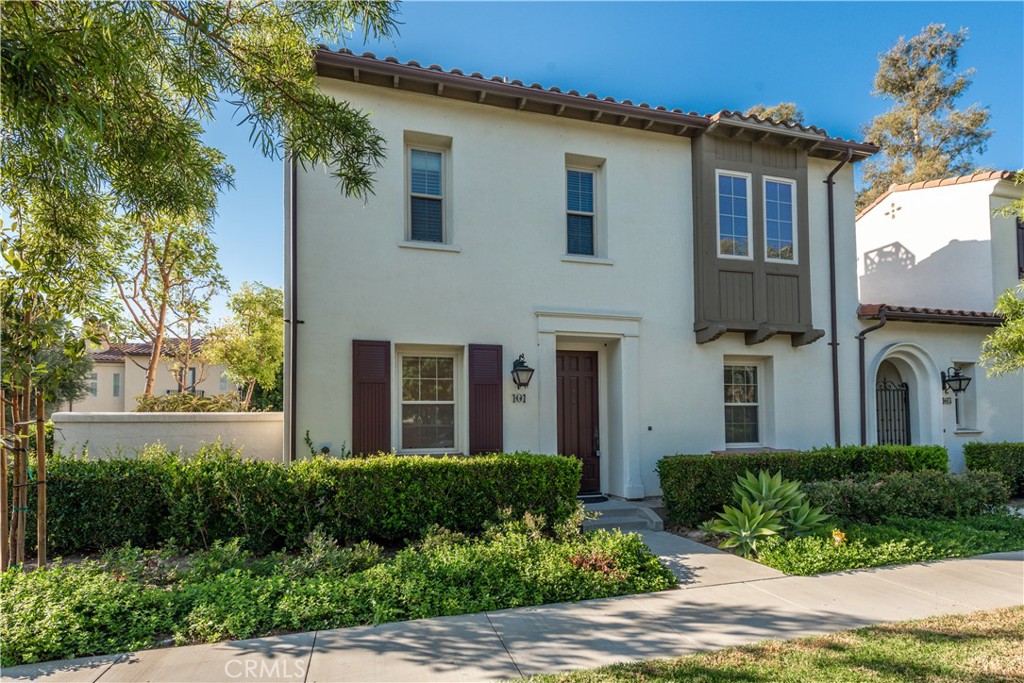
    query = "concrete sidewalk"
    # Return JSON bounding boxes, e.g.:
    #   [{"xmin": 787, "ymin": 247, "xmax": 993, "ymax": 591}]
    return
[{"xmin": 5, "ymin": 551, "xmax": 1023, "ymax": 683}]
